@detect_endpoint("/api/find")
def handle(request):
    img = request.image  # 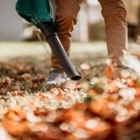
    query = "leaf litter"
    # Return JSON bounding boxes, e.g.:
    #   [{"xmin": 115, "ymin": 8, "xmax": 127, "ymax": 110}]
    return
[{"xmin": 0, "ymin": 52, "xmax": 140, "ymax": 140}]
